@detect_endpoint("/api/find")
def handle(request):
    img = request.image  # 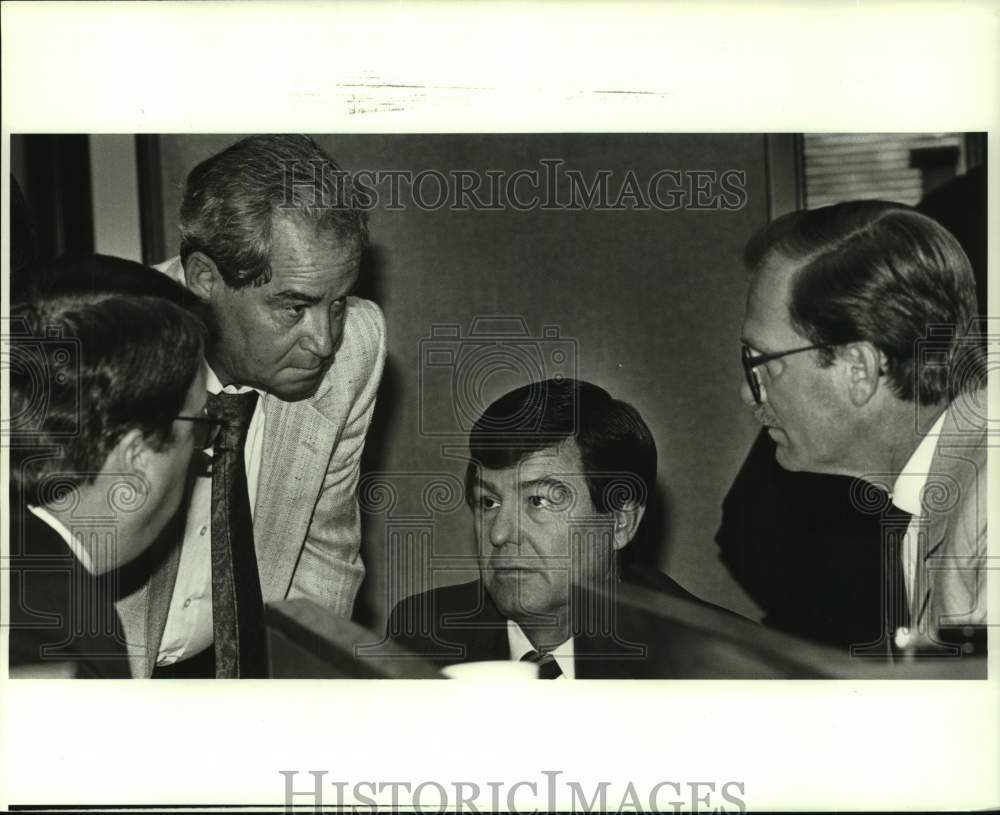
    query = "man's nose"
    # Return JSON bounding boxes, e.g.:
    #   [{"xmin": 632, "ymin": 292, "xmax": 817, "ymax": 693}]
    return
[
  {"xmin": 299, "ymin": 309, "xmax": 337, "ymax": 359},
  {"xmin": 488, "ymin": 504, "xmax": 518, "ymax": 548}
]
